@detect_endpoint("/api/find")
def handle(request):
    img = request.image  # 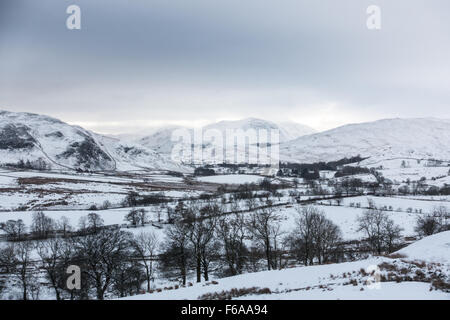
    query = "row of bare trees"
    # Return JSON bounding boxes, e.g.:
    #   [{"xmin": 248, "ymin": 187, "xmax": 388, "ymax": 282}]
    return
[
  {"xmin": 1, "ymin": 200, "xmax": 430, "ymax": 300},
  {"xmin": 159, "ymin": 202, "xmax": 345, "ymax": 285},
  {"xmin": 356, "ymin": 208, "xmax": 403, "ymax": 254},
  {"xmin": 285, "ymin": 206, "xmax": 343, "ymax": 266},
  {"xmin": 0, "ymin": 211, "xmax": 107, "ymax": 241},
  {"xmin": 0, "ymin": 227, "xmax": 159, "ymax": 300}
]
